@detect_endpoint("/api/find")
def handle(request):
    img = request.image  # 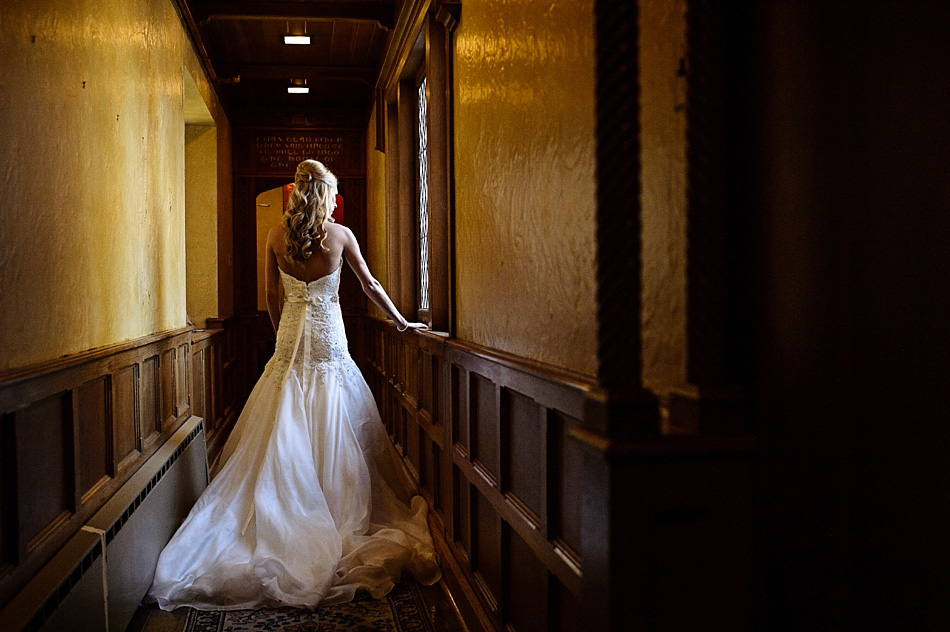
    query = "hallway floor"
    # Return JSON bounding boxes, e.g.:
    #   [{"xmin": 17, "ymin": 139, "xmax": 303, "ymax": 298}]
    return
[{"xmin": 125, "ymin": 579, "xmax": 467, "ymax": 632}]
